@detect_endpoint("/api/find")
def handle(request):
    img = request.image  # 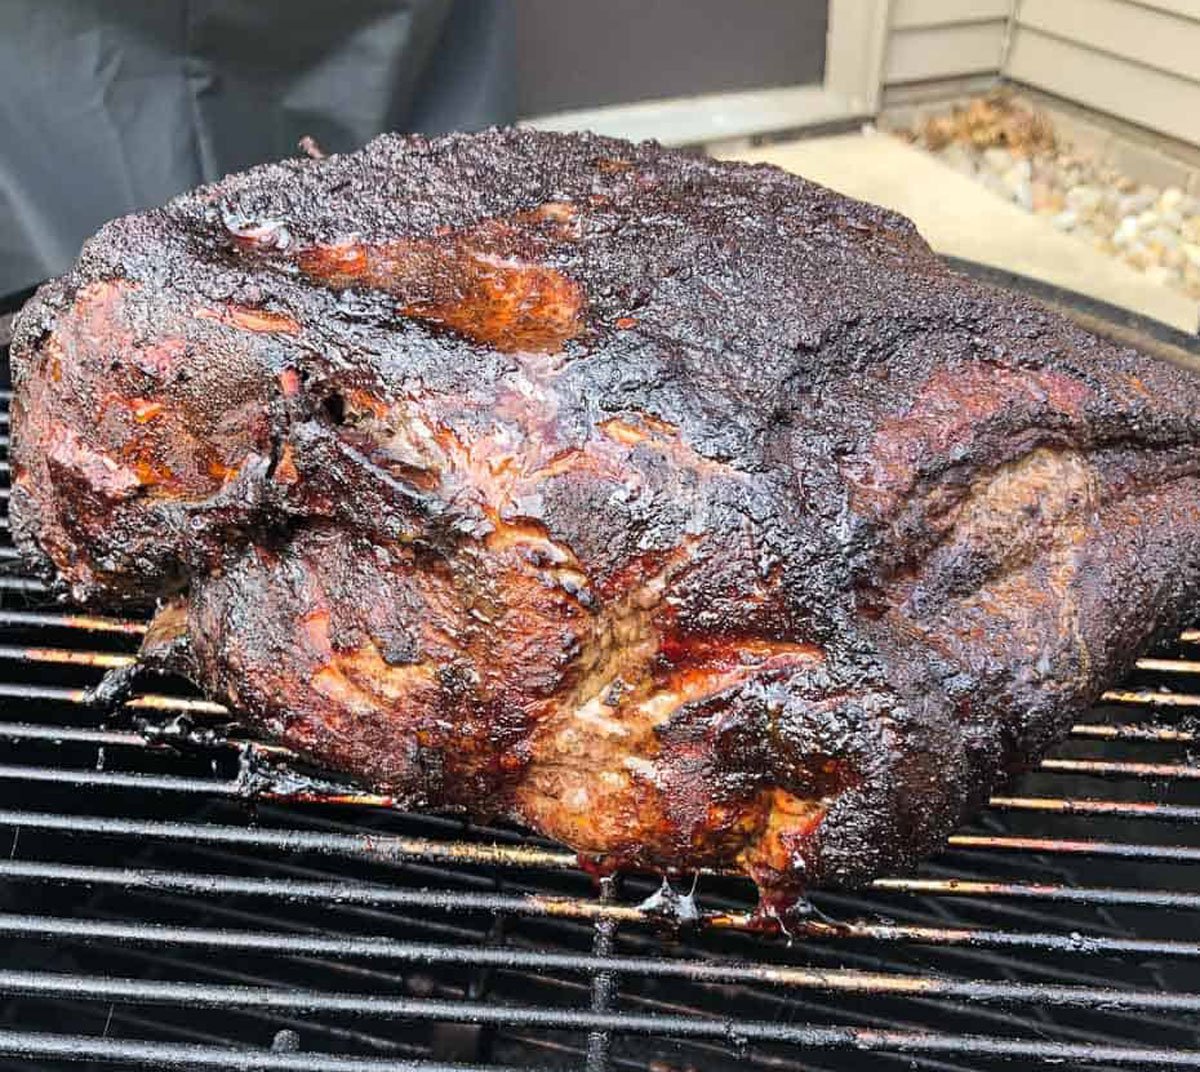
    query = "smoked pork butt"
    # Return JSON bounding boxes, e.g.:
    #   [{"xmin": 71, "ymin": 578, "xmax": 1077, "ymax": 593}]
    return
[{"xmin": 12, "ymin": 129, "xmax": 1200, "ymax": 899}]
